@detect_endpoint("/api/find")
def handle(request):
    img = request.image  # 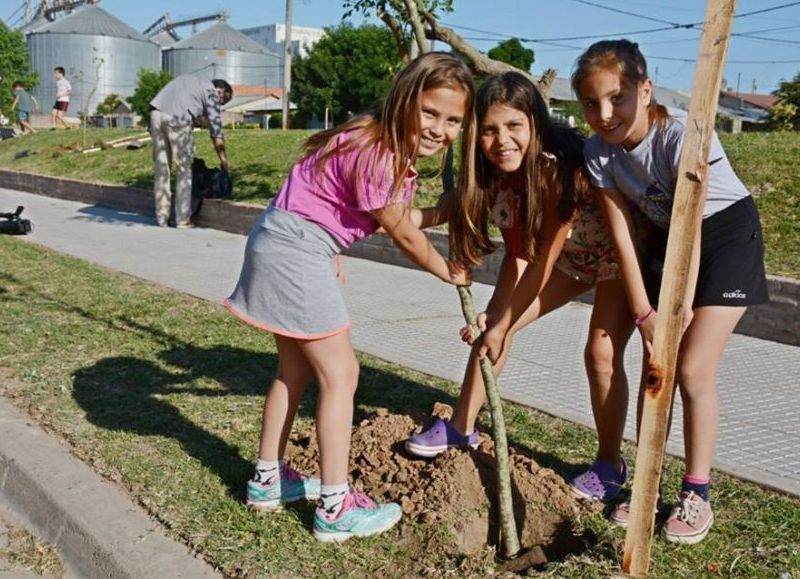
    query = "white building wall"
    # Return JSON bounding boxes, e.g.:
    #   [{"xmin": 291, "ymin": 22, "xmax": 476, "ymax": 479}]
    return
[{"xmin": 239, "ymin": 24, "xmax": 325, "ymax": 61}]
